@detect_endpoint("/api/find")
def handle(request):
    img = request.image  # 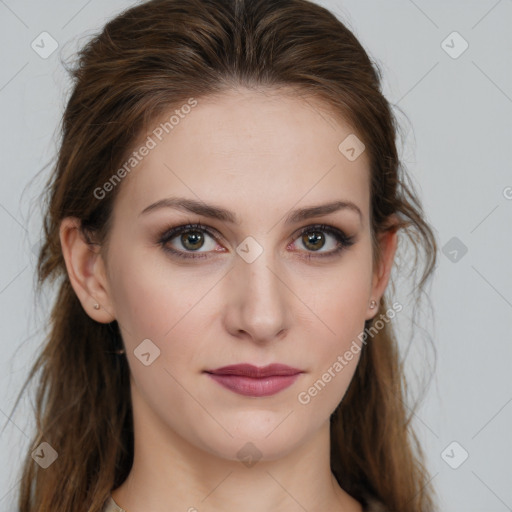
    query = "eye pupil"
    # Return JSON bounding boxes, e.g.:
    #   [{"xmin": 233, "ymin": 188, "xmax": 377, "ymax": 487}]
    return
[
  {"xmin": 303, "ymin": 231, "xmax": 325, "ymax": 251},
  {"xmin": 160, "ymin": 223, "xmax": 350, "ymax": 261},
  {"xmin": 182, "ymin": 231, "xmax": 204, "ymax": 250}
]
